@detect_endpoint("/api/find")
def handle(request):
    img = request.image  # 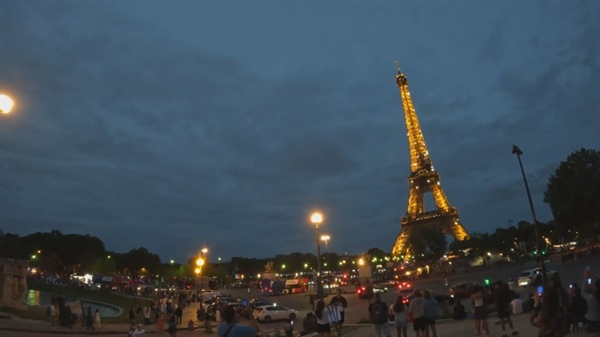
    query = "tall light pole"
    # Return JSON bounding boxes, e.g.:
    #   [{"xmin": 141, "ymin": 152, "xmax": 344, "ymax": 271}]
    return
[
  {"xmin": 0, "ymin": 94, "xmax": 14, "ymax": 114},
  {"xmin": 196, "ymin": 257, "xmax": 205, "ymax": 291},
  {"xmin": 321, "ymin": 234, "xmax": 331, "ymax": 251},
  {"xmin": 311, "ymin": 212, "xmax": 324, "ymax": 299},
  {"xmin": 512, "ymin": 144, "xmax": 547, "ymax": 285}
]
